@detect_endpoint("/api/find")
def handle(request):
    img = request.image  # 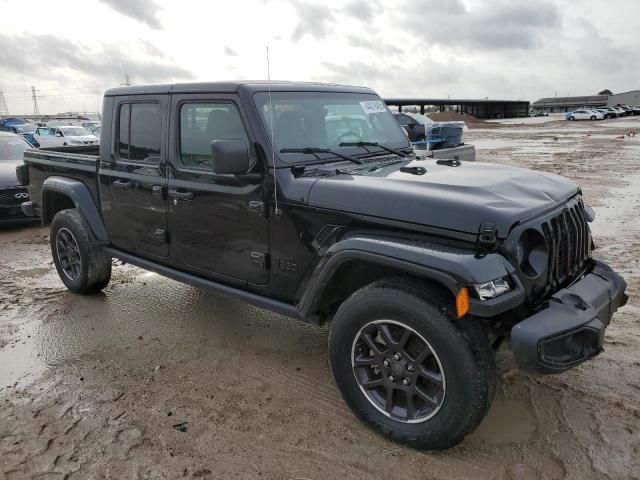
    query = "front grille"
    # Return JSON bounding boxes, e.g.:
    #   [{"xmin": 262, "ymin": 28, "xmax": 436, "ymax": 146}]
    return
[
  {"xmin": 0, "ymin": 186, "xmax": 29, "ymax": 206},
  {"xmin": 541, "ymin": 199, "xmax": 591, "ymax": 288}
]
